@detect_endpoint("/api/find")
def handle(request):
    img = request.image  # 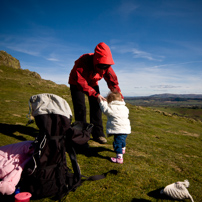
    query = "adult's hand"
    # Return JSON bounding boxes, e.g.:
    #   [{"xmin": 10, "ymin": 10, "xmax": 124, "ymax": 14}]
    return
[{"xmin": 97, "ymin": 94, "xmax": 106, "ymax": 103}]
